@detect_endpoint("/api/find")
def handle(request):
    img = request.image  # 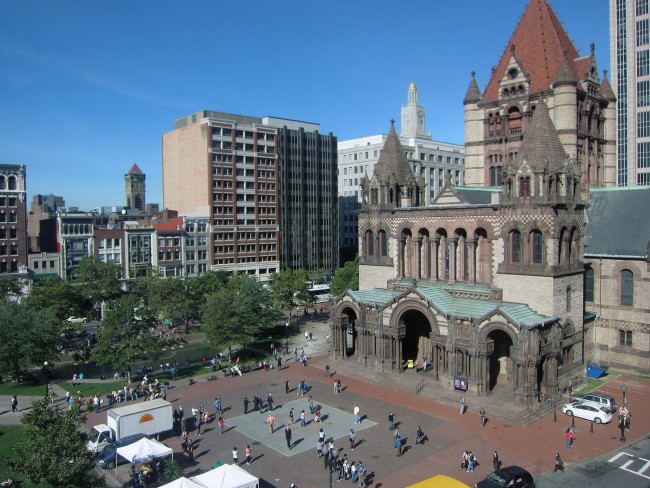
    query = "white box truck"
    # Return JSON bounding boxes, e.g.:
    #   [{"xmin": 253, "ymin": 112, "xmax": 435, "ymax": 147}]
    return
[{"xmin": 87, "ymin": 398, "xmax": 173, "ymax": 453}]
